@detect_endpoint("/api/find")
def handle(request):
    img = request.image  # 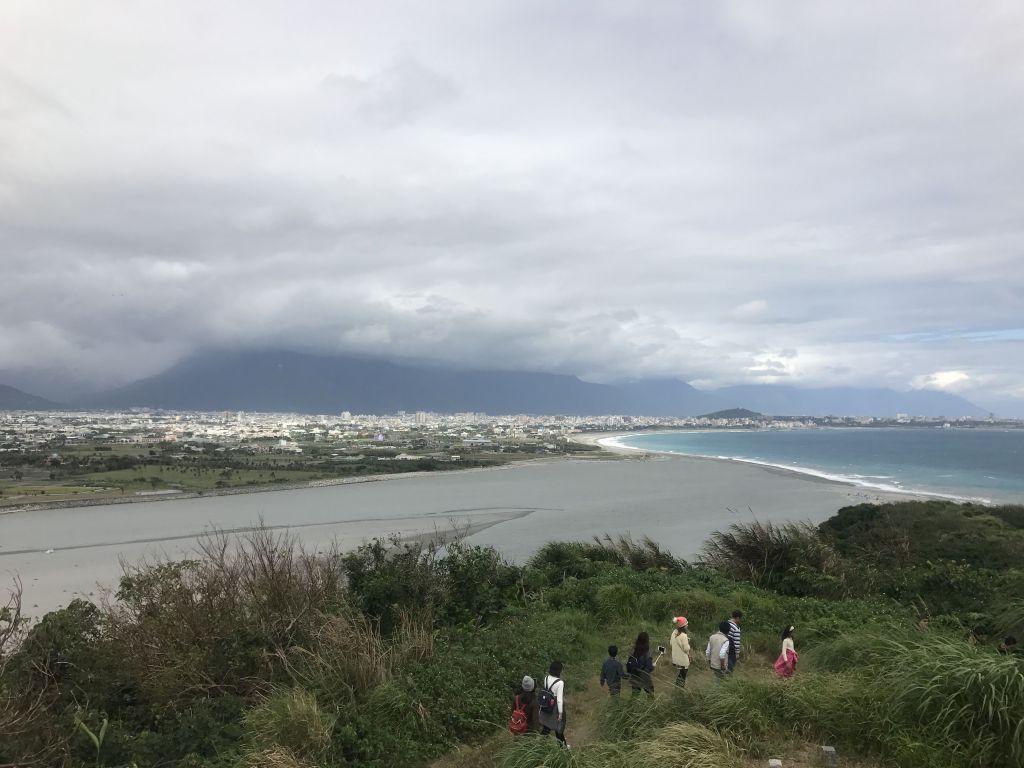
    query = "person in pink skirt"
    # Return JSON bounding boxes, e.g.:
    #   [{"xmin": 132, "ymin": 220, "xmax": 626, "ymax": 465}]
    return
[{"xmin": 774, "ymin": 625, "xmax": 798, "ymax": 678}]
